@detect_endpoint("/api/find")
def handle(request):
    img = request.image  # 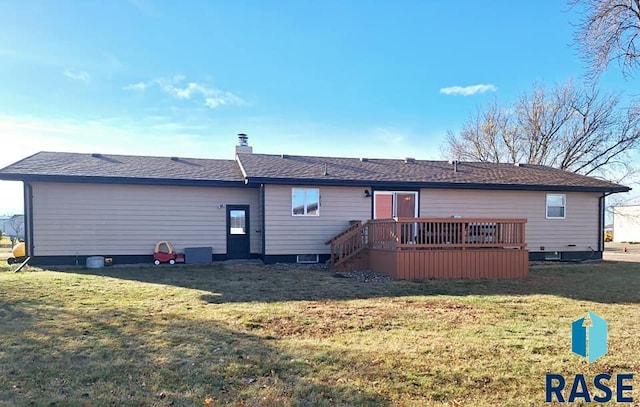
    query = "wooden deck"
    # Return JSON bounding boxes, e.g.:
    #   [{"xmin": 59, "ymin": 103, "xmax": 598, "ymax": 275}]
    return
[{"xmin": 328, "ymin": 218, "xmax": 528, "ymax": 280}]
